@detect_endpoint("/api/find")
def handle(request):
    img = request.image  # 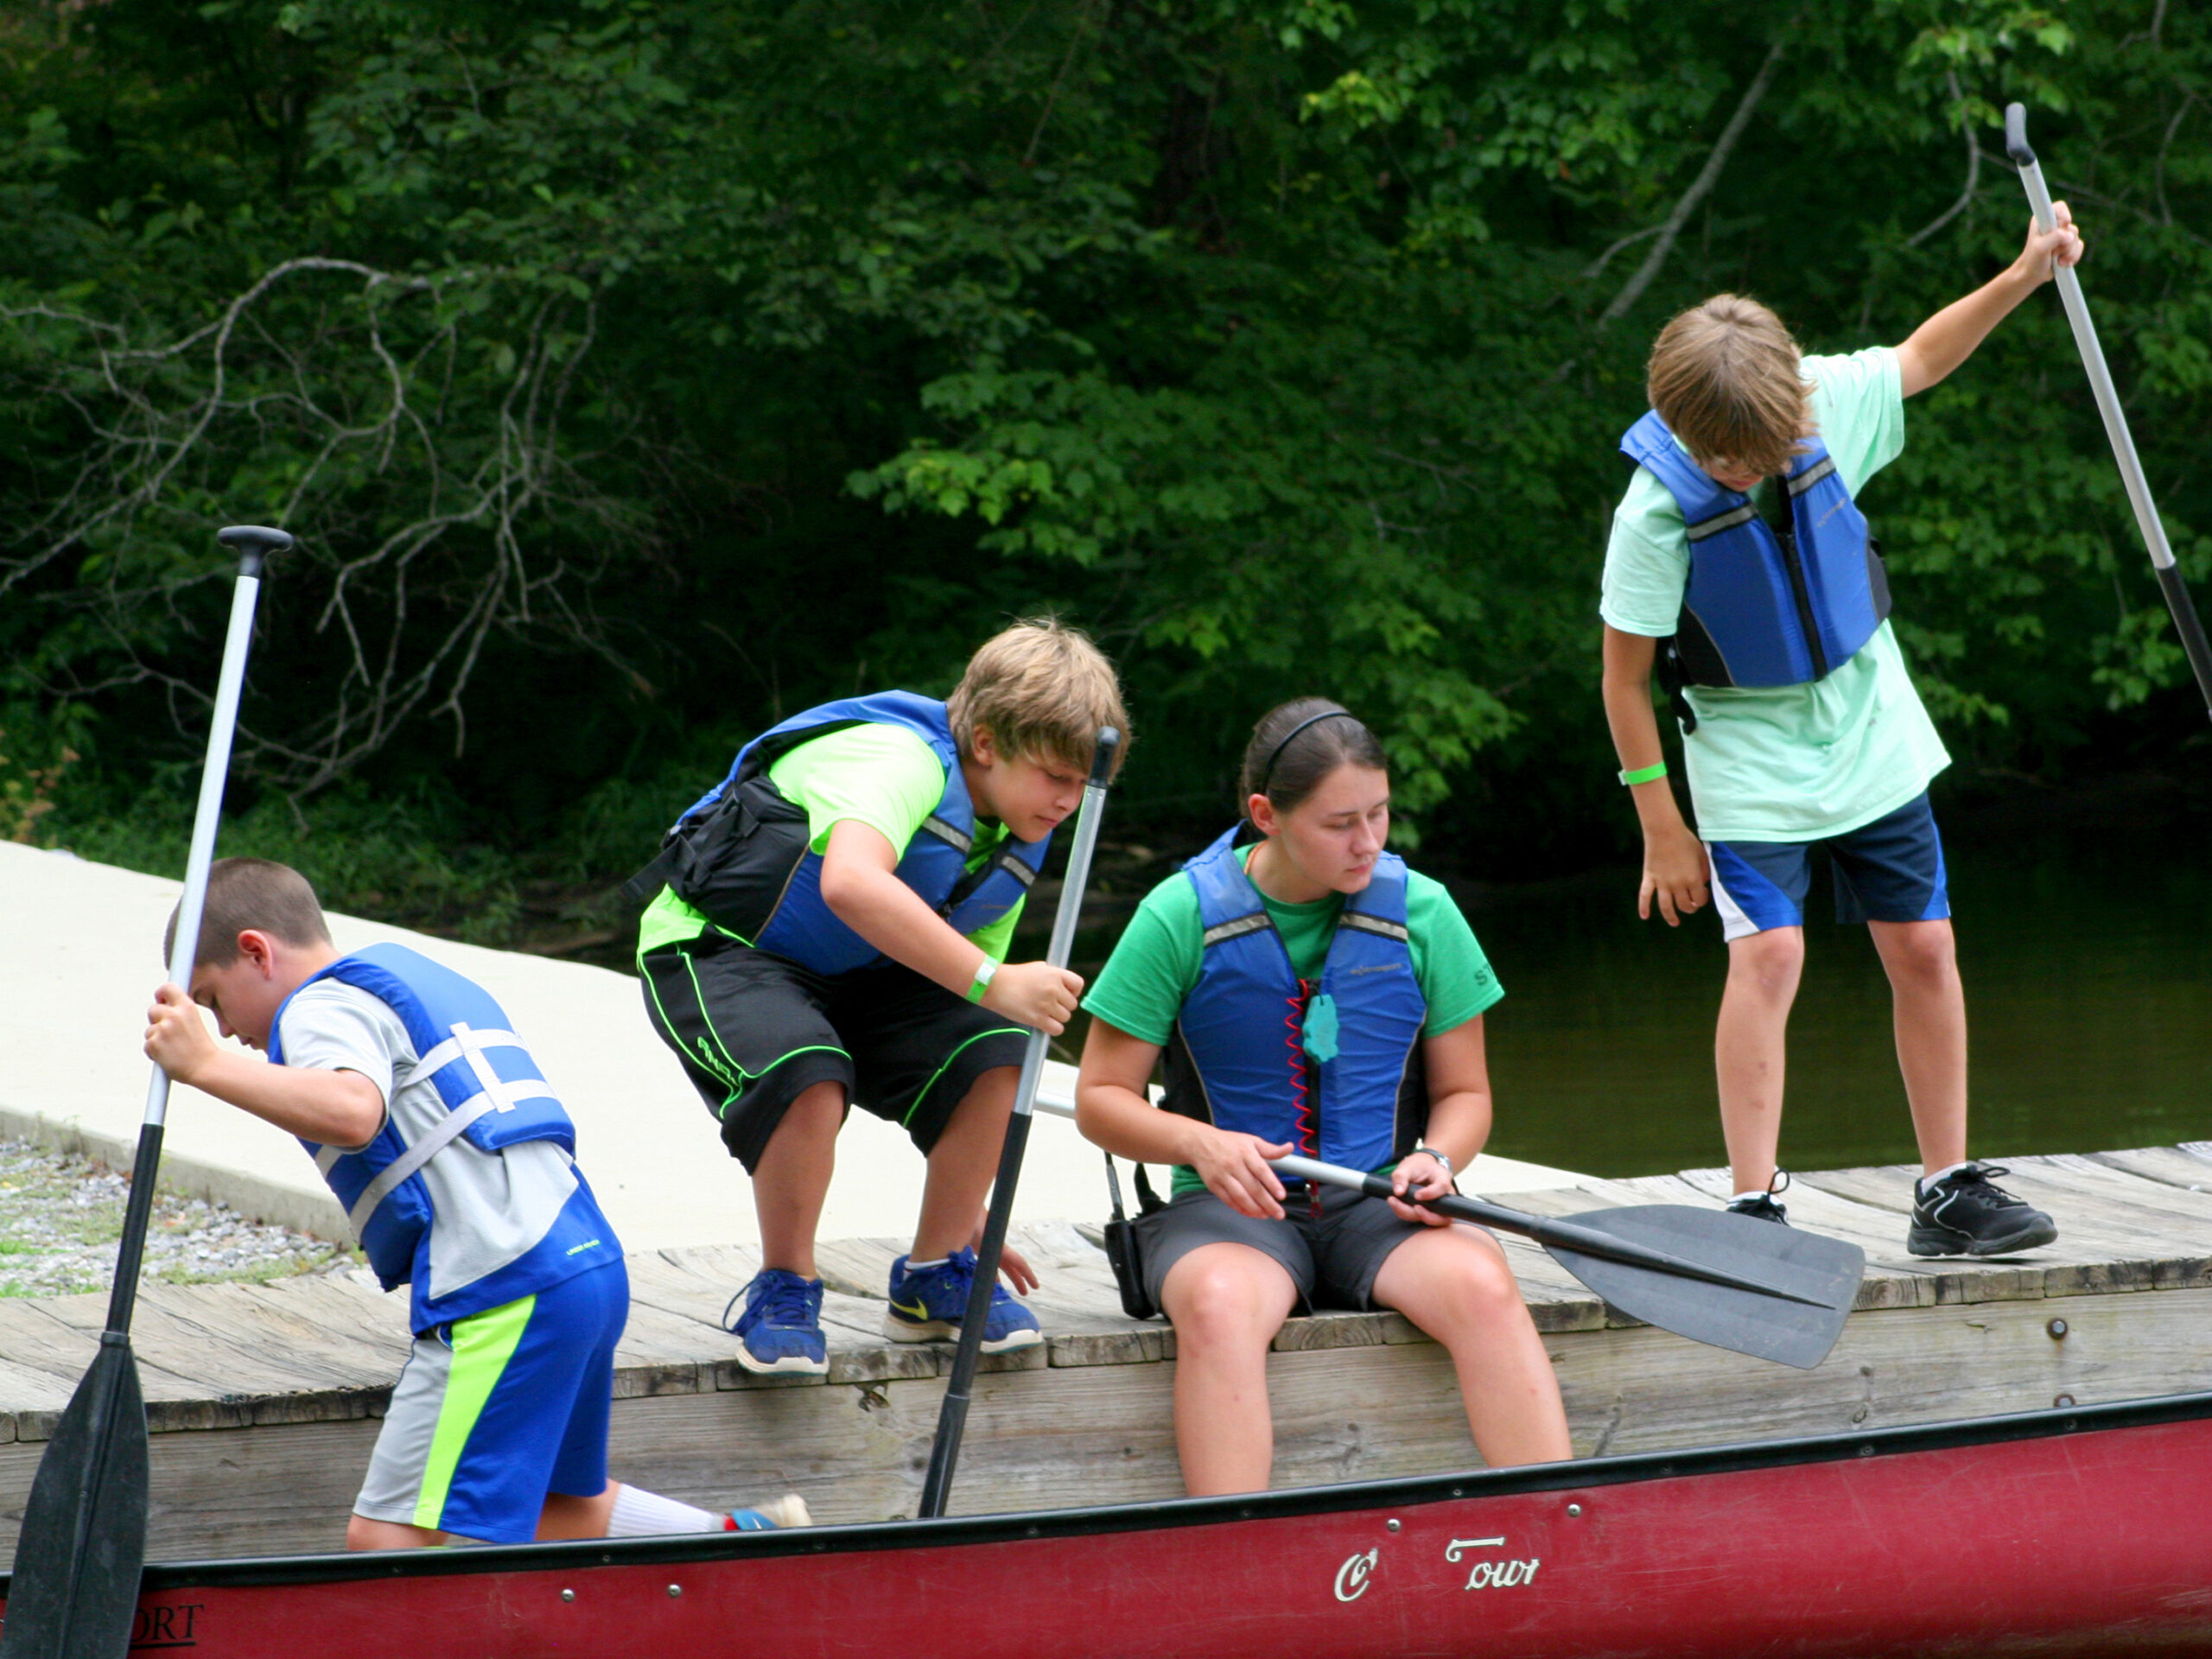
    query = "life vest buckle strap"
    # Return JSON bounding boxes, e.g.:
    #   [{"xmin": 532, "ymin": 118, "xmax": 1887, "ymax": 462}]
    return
[{"xmin": 343, "ymin": 1090, "xmax": 501, "ymax": 1234}]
